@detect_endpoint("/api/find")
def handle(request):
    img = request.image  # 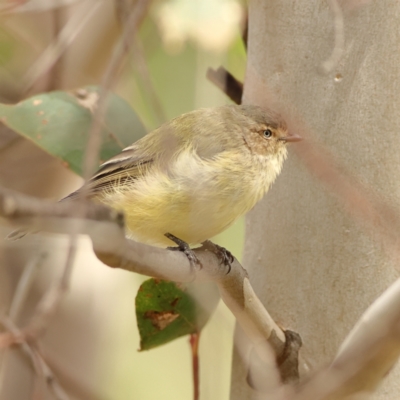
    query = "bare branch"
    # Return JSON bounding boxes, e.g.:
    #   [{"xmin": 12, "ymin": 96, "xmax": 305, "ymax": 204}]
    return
[
  {"xmin": 206, "ymin": 67, "xmax": 243, "ymax": 105},
  {"xmin": 258, "ymin": 276, "xmax": 400, "ymax": 398},
  {"xmin": 0, "ymin": 186, "xmax": 123, "ymax": 228},
  {"xmin": 21, "ymin": 0, "xmax": 101, "ymax": 93},
  {"xmin": 0, "ymin": 316, "xmax": 69, "ymax": 400},
  {"xmin": 0, "ymin": 185, "xmax": 299, "ymax": 379},
  {"xmin": 0, "ymin": 237, "xmax": 79, "ymax": 369},
  {"xmin": 328, "ymin": 276, "xmax": 400, "ymax": 397},
  {"xmin": 92, "ymin": 231, "xmax": 287, "ymax": 356},
  {"xmin": 39, "ymin": 346, "xmax": 109, "ymax": 400},
  {"xmin": 115, "ymin": 0, "xmax": 166, "ymax": 126},
  {"xmin": 47, "ymin": 6, "xmax": 66, "ymax": 91},
  {"xmin": 130, "ymin": 39, "xmax": 167, "ymax": 125},
  {"xmin": 93, "ymin": 236, "xmax": 294, "ymax": 374},
  {"xmin": 9, "ymin": 255, "xmax": 41, "ymax": 320},
  {"xmin": 0, "ymin": 255, "xmax": 41, "ymax": 391},
  {"xmin": 24, "ymin": 235, "xmax": 77, "ymax": 341},
  {"xmin": 83, "ymin": 0, "xmax": 151, "ymax": 181}
]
